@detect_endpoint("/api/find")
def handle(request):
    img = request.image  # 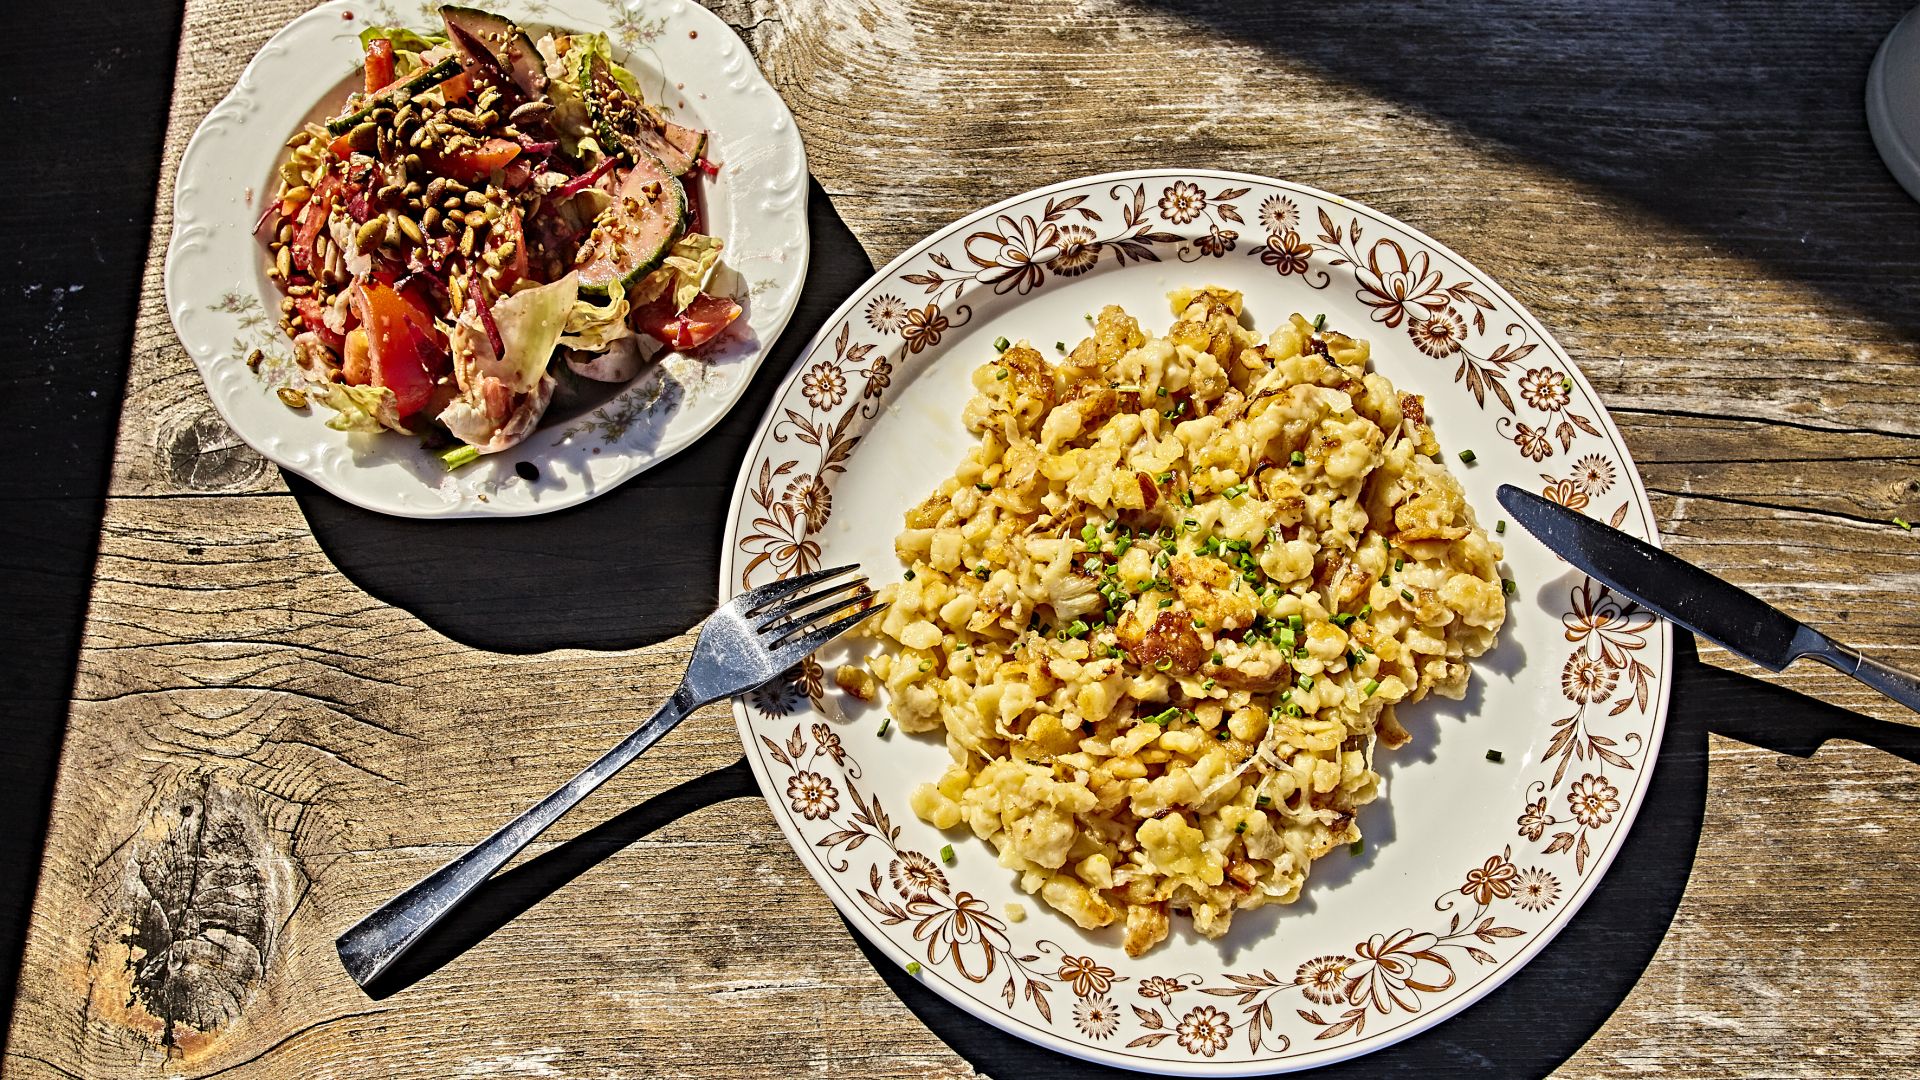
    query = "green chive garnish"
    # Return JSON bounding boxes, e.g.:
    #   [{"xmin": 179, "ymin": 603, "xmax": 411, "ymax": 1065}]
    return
[
  {"xmin": 993, "ymin": 336, "xmax": 1009, "ymax": 352},
  {"xmin": 1495, "ymin": 519, "xmax": 1507, "ymax": 534},
  {"xmin": 1503, "ymin": 578, "xmax": 1517, "ymax": 595},
  {"xmin": 1290, "ymin": 450, "xmax": 1306, "ymax": 467},
  {"xmin": 1486, "ymin": 749, "xmax": 1504, "ymax": 762},
  {"xmin": 996, "ymin": 367, "xmax": 1009, "ymax": 380},
  {"xmin": 939, "ymin": 844, "xmax": 955, "ymax": 863},
  {"xmin": 975, "ymin": 482, "xmax": 992, "ymax": 492},
  {"xmin": 440, "ymin": 445, "xmax": 481, "ymax": 471},
  {"xmin": 1313, "ymin": 313, "xmax": 1326, "ymax": 330},
  {"xmin": 1458, "ymin": 449, "xmax": 1477, "ymax": 464},
  {"xmin": 907, "ymin": 961, "xmax": 922, "ymax": 975},
  {"xmin": 878, "ymin": 718, "xmax": 891, "ymax": 736},
  {"xmin": 1897, "ymin": 517, "xmax": 1912, "ymax": 530},
  {"xmin": 1349, "ymin": 839, "xmax": 1364, "ymax": 856},
  {"xmin": 1256, "ymin": 795, "xmax": 1271, "ymax": 807},
  {"xmin": 1362, "ymin": 678, "xmax": 1380, "ymax": 697},
  {"xmin": 1235, "ymin": 820, "xmax": 1247, "ymax": 833}
]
